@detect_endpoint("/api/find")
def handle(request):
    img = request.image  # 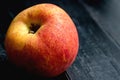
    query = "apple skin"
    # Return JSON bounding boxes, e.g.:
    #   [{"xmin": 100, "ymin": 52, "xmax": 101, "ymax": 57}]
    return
[{"xmin": 5, "ymin": 3, "xmax": 79, "ymax": 77}]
